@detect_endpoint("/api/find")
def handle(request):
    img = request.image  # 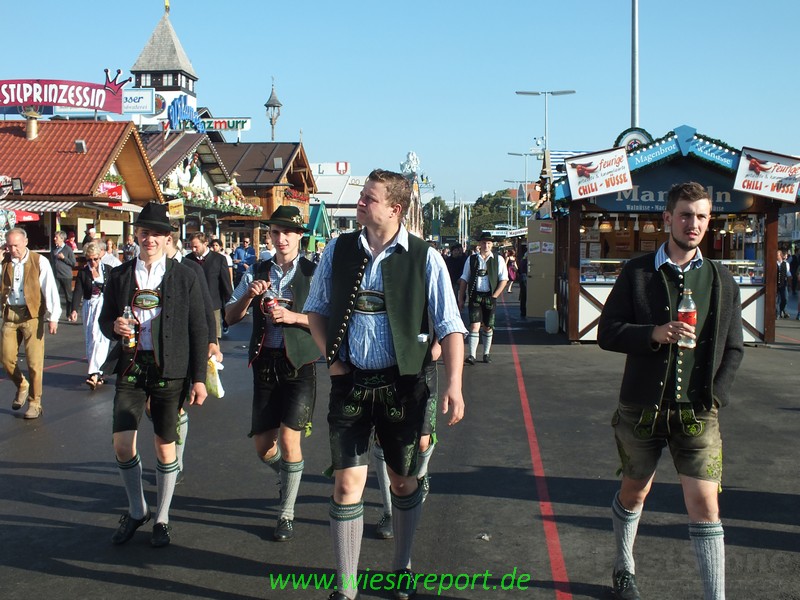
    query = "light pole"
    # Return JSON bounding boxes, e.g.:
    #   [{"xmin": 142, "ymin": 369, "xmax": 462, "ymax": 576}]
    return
[
  {"xmin": 508, "ymin": 151, "xmax": 535, "ymax": 227},
  {"xmin": 264, "ymin": 78, "xmax": 282, "ymax": 142},
  {"xmin": 515, "ymin": 90, "xmax": 576, "ymax": 154}
]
